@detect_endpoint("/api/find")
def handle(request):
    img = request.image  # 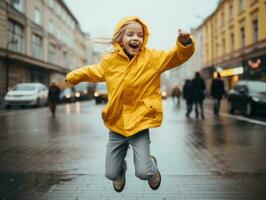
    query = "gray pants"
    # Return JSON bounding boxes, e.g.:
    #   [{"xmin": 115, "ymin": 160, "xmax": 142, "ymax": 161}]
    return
[{"xmin": 105, "ymin": 129, "xmax": 158, "ymax": 181}]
